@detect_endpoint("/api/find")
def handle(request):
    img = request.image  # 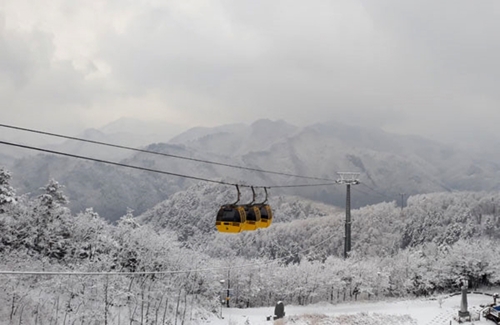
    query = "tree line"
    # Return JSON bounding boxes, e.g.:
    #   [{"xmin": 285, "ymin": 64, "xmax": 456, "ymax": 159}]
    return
[{"xmin": 1, "ymin": 167, "xmax": 500, "ymax": 324}]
